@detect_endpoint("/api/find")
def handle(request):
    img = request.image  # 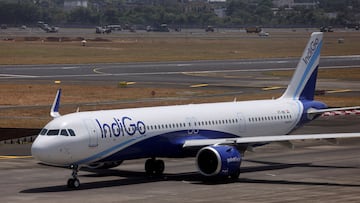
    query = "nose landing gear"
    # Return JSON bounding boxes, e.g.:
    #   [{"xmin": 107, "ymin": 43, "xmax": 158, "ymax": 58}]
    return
[{"xmin": 67, "ymin": 164, "xmax": 80, "ymax": 189}]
